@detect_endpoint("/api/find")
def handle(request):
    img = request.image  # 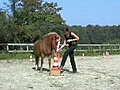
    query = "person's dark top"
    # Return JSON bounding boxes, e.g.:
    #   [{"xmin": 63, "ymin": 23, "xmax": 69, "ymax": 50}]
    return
[{"xmin": 64, "ymin": 31, "xmax": 77, "ymax": 46}]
